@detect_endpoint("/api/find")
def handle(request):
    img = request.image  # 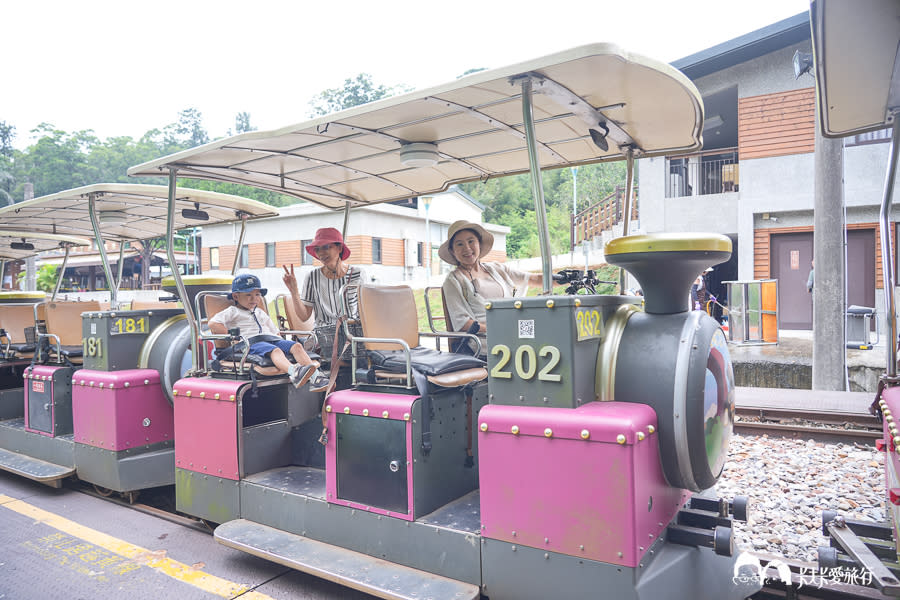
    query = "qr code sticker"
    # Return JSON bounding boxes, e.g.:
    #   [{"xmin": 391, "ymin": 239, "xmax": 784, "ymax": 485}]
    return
[{"xmin": 518, "ymin": 319, "xmax": 535, "ymax": 339}]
